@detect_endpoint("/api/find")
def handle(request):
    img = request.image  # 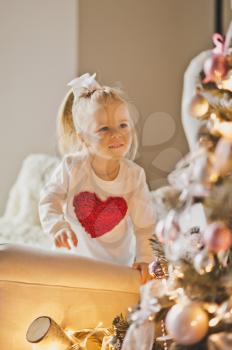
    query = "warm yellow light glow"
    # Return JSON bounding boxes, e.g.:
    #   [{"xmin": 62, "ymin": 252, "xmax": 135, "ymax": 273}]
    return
[
  {"xmin": 173, "ymin": 267, "xmax": 184, "ymax": 279},
  {"xmin": 217, "ymin": 72, "xmax": 232, "ymax": 92},
  {"xmin": 49, "ymin": 343, "xmax": 61, "ymax": 350},
  {"xmin": 204, "ymin": 303, "xmax": 218, "ymax": 314},
  {"xmin": 210, "ymin": 114, "xmax": 221, "ymax": 132},
  {"xmin": 210, "ymin": 113, "xmax": 217, "ymax": 120},
  {"xmin": 209, "ymin": 171, "xmax": 219, "ymax": 183},
  {"xmin": 205, "ymin": 265, "xmax": 213, "ymax": 273},
  {"xmin": 32, "ymin": 341, "xmax": 67, "ymax": 350},
  {"xmin": 216, "ymin": 121, "xmax": 232, "ymax": 139},
  {"xmin": 209, "ymin": 109, "xmax": 232, "ymax": 140},
  {"xmin": 209, "ymin": 317, "xmax": 220, "ymax": 327},
  {"xmin": 176, "ymin": 271, "xmax": 184, "ymax": 278},
  {"xmin": 63, "ymin": 328, "xmax": 78, "ymax": 344},
  {"xmin": 176, "ymin": 288, "xmax": 184, "ymax": 294},
  {"xmin": 64, "ymin": 329, "xmax": 75, "ymax": 335}
]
